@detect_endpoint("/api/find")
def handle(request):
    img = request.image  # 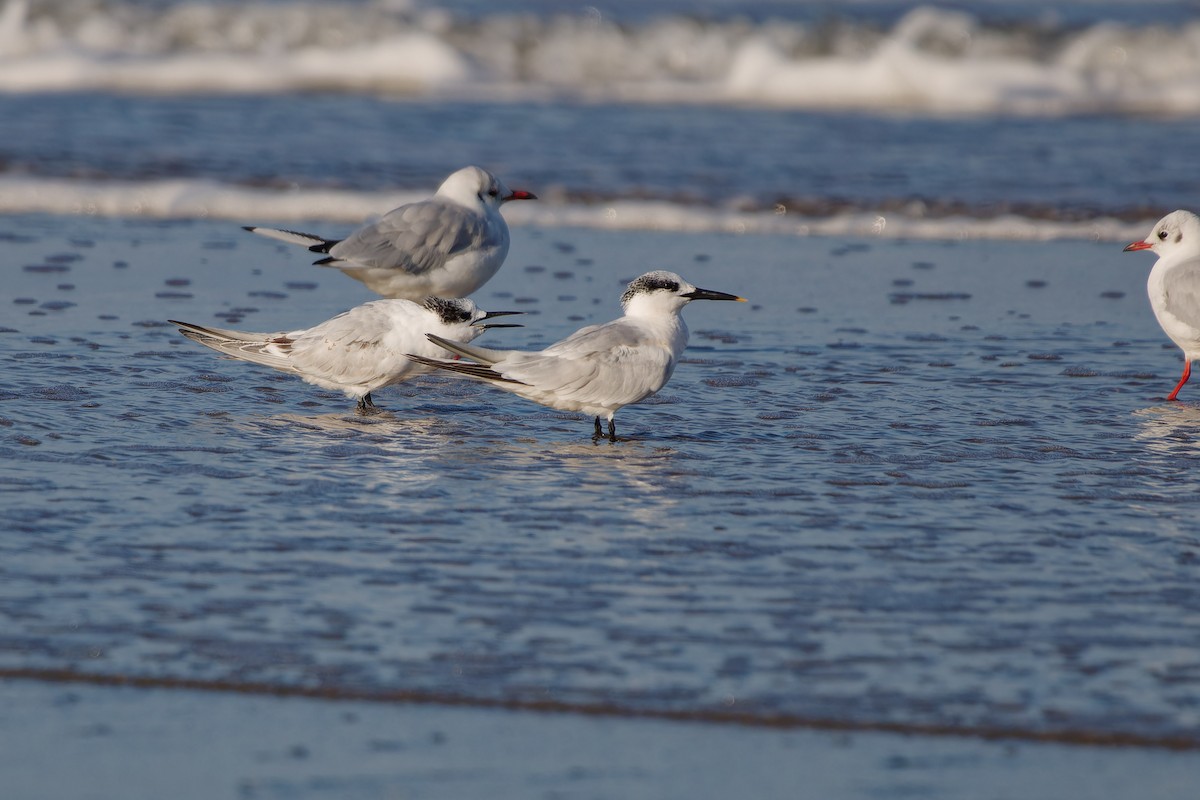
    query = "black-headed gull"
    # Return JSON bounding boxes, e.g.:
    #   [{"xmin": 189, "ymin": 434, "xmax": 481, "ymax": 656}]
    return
[
  {"xmin": 245, "ymin": 166, "xmax": 536, "ymax": 300},
  {"xmin": 1125, "ymin": 209, "xmax": 1200, "ymax": 401},
  {"xmin": 171, "ymin": 297, "xmax": 521, "ymax": 413},
  {"xmin": 407, "ymin": 271, "xmax": 745, "ymax": 440}
]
